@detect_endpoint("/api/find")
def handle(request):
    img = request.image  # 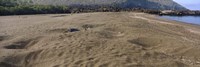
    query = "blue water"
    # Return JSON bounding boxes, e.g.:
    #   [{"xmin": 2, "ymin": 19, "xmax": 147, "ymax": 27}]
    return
[{"xmin": 160, "ymin": 16, "xmax": 200, "ymax": 25}]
